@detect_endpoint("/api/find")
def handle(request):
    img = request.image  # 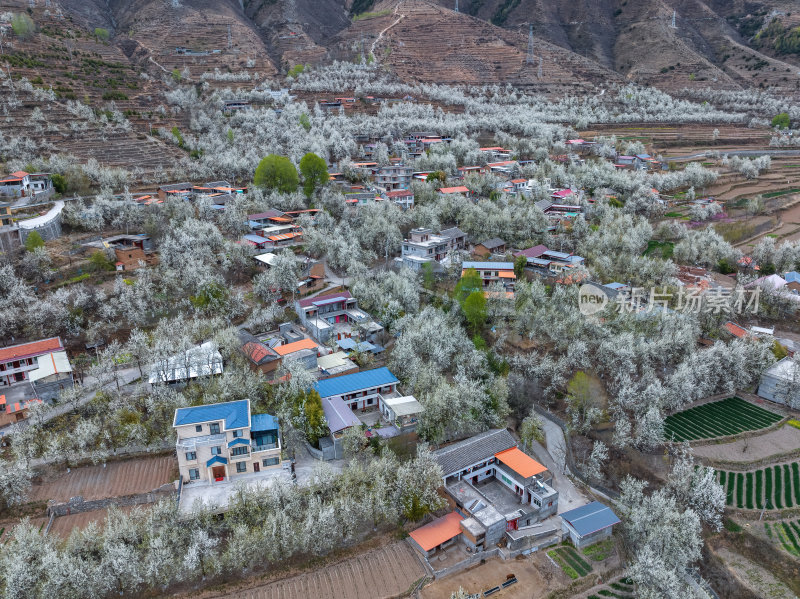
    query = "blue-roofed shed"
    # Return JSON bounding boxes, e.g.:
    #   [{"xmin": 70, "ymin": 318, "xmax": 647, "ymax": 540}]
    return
[
  {"xmin": 250, "ymin": 413, "xmax": 280, "ymax": 451},
  {"xmin": 314, "ymin": 366, "xmax": 400, "ymax": 405},
  {"xmin": 337, "ymin": 338, "xmax": 384, "ymax": 354},
  {"xmin": 559, "ymin": 501, "xmax": 621, "ymax": 549},
  {"xmin": 173, "ymin": 399, "xmax": 250, "ymax": 430}
]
